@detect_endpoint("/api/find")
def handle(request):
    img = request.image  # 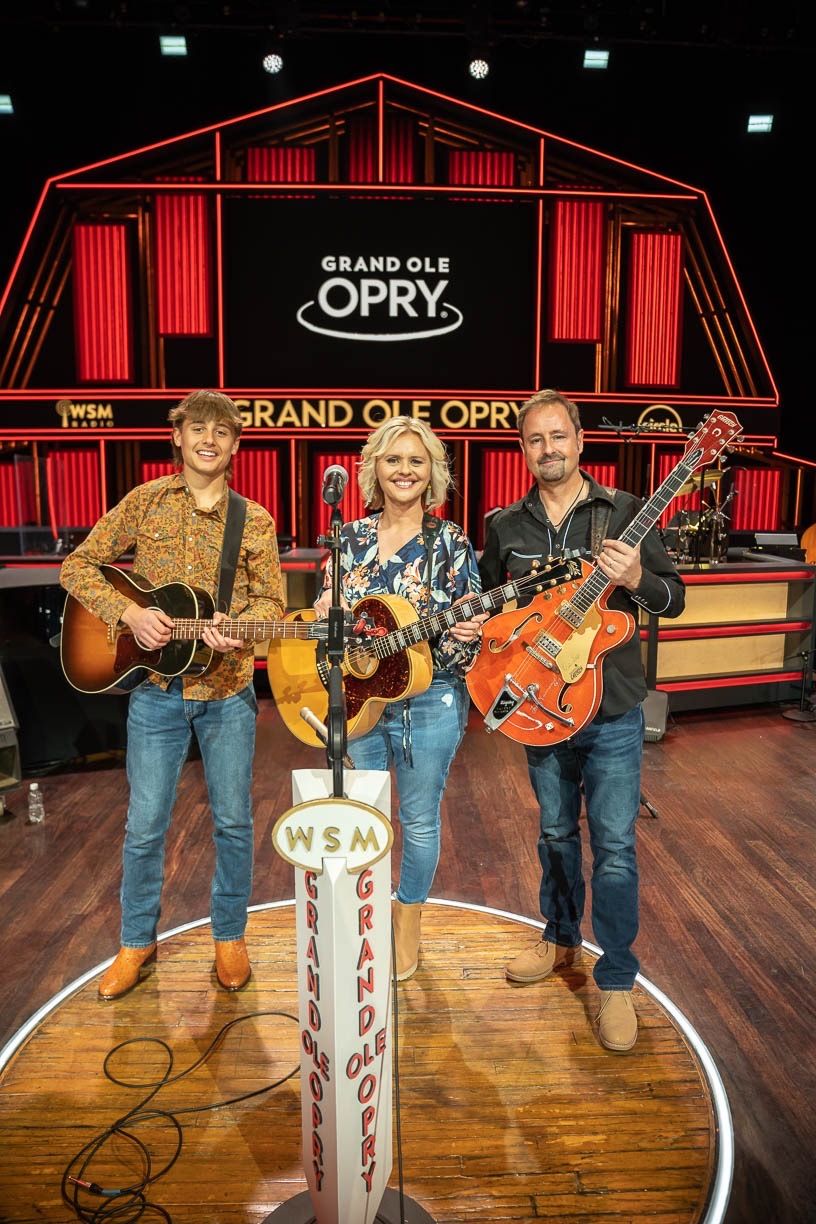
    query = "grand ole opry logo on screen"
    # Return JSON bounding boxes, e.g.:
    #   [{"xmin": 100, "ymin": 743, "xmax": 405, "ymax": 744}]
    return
[{"xmin": 296, "ymin": 252, "xmax": 463, "ymax": 342}]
